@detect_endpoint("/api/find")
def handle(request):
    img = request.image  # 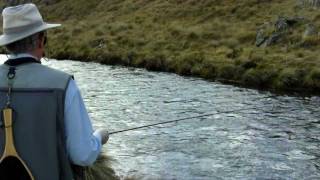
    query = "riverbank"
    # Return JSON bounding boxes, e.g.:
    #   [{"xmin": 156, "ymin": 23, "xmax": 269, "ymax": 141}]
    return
[{"xmin": 2, "ymin": 0, "xmax": 320, "ymax": 95}]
